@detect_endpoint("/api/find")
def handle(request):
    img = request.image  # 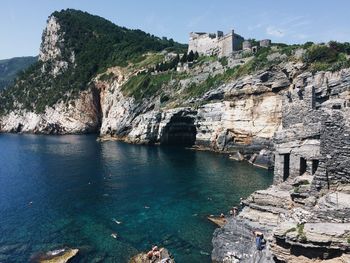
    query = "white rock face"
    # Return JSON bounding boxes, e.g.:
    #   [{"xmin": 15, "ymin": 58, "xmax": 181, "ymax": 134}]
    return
[
  {"xmin": 0, "ymin": 89, "xmax": 100, "ymax": 134},
  {"xmin": 195, "ymin": 92, "xmax": 282, "ymax": 149},
  {"xmin": 38, "ymin": 15, "xmax": 74, "ymax": 76},
  {"xmin": 98, "ymin": 70, "xmax": 136, "ymax": 136},
  {"xmin": 39, "ymin": 16, "xmax": 62, "ymax": 62}
]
